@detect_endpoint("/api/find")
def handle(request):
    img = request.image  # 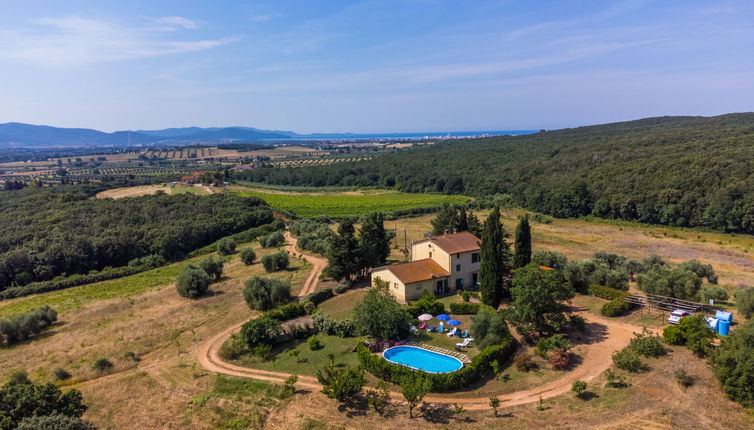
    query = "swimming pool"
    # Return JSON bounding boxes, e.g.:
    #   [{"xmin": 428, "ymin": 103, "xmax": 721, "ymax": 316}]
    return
[{"xmin": 382, "ymin": 346, "xmax": 463, "ymax": 374}]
